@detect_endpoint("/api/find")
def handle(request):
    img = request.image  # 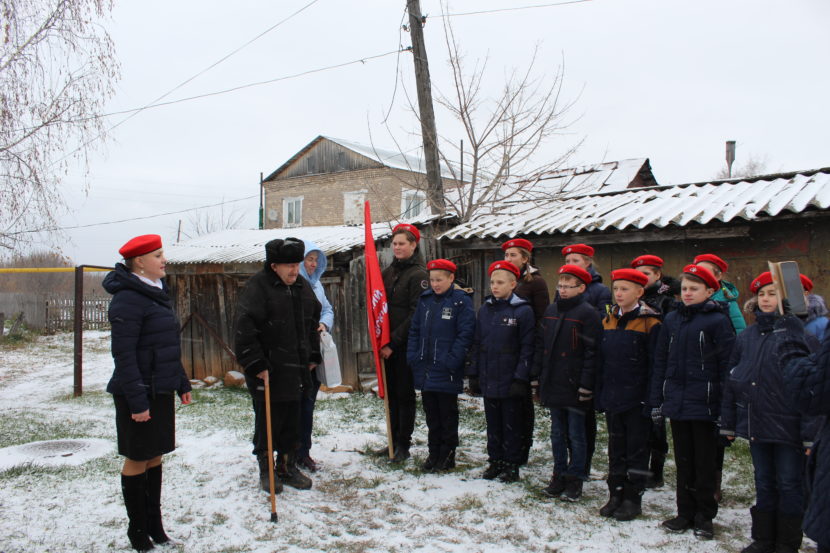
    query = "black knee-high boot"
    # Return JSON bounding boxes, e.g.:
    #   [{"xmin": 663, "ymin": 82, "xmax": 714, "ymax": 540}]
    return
[
  {"xmin": 145, "ymin": 465, "xmax": 170, "ymax": 544},
  {"xmin": 121, "ymin": 473, "xmax": 154, "ymax": 551}
]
